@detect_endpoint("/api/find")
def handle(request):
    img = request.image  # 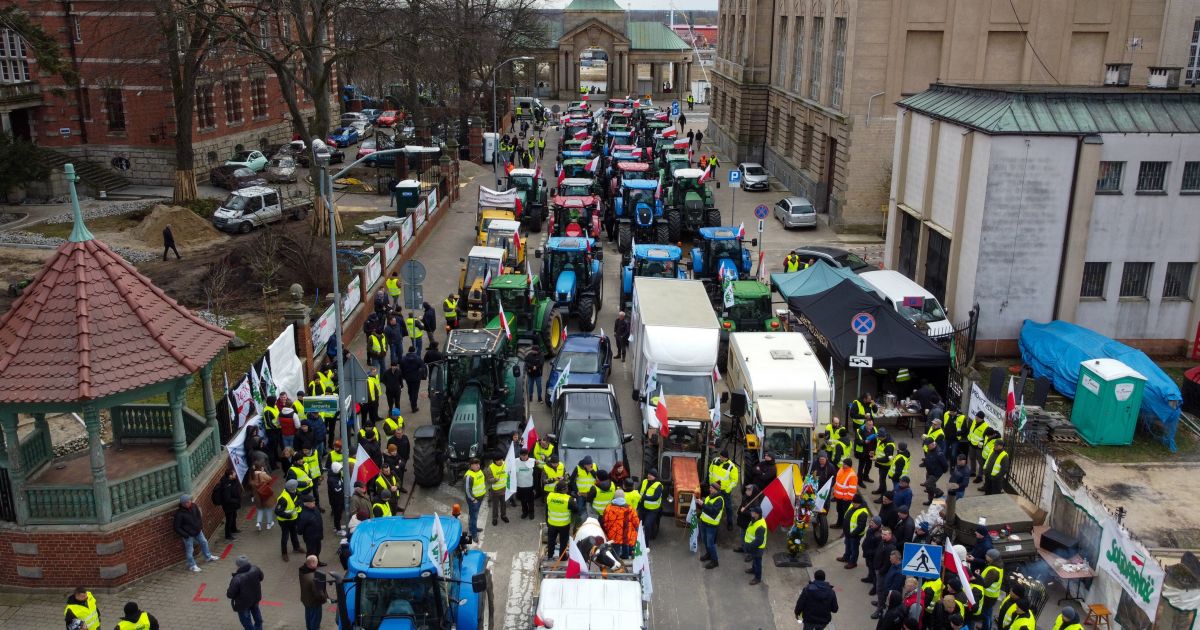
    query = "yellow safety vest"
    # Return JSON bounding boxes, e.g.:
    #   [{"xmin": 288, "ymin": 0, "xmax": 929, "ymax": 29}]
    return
[
  {"xmin": 372, "ymin": 501, "xmax": 392, "ymax": 517},
  {"xmin": 744, "ymin": 517, "xmax": 768, "ymax": 549},
  {"xmin": 405, "ymin": 317, "xmax": 424, "ymax": 339},
  {"xmin": 625, "ymin": 489, "xmax": 641, "ymax": 512},
  {"xmin": 946, "ymin": 412, "xmax": 967, "ymax": 438},
  {"xmin": 443, "ymin": 297, "xmax": 458, "ymax": 318},
  {"xmin": 824, "ymin": 423, "xmax": 845, "ymax": 443},
  {"xmin": 533, "ymin": 442, "xmax": 554, "ymax": 463},
  {"xmin": 308, "ymin": 379, "xmax": 323, "ymax": 396},
  {"xmin": 708, "ymin": 460, "xmax": 739, "ymax": 492},
  {"xmin": 368, "ymin": 375, "xmax": 382, "ymax": 402},
  {"xmin": 982, "ymin": 437, "xmax": 998, "ymax": 463},
  {"xmin": 303, "ymin": 451, "xmax": 321, "ymax": 479},
  {"xmin": 700, "ymin": 494, "xmax": 724, "ymax": 525},
  {"xmin": 969, "ymin": 417, "xmax": 988, "ymax": 447},
  {"xmin": 383, "ymin": 414, "xmax": 404, "ymax": 434},
  {"xmin": 386, "ymin": 277, "xmax": 401, "ymax": 297},
  {"xmin": 318, "ymin": 370, "xmax": 336, "ymax": 394},
  {"xmin": 1009, "ymin": 612, "xmax": 1036, "ymax": 630},
  {"xmin": 785, "ymin": 255, "xmax": 800, "ymax": 272},
  {"xmin": 924, "ymin": 426, "xmax": 944, "ymax": 445},
  {"xmin": 895, "ymin": 368, "xmax": 911, "ymax": 382},
  {"xmin": 890, "ymin": 452, "xmax": 910, "ymax": 478},
  {"xmin": 293, "ymin": 399, "xmax": 305, "ymax": 419},
  {"xmin": 874, "ymin": 439, "xmax": 894, "ymax": 466},
  {"xmin": 488, "ymin": 462, "xmax": 508, "ymax": 491},
  {"xmin": 277, "ymin": 490, "xmax": 299, "ymax": 521},
  {"xmin": 850, "ymin": 400, "xmax": 869, "ymax": 425},
  {"xmin": 374, "ymin": 473, "xmax": 398, "ymax": 495},
  {"xmin": 262, "ymin": 405, "xmax": 280, "ymax": 430},
  {"xmin": 546, "ymin": 492, "xmax": 571, "ymax": 527},
  {"xmin": 370, "ymin": 334, "xmax": 387, "ymax": 354},
  {"xmin": 591, "ymin": 483, "xmax": 615, "ymax": 515},
  {"xmin": 826, "ymin": 438, "xmax": 849, "ymax": 465},
  {"xmin": 465, "ymin": 469, "xmax": 487, "ymax": 499},
  {"xmin": 290, "ymin": 465, "xmax": 312, "ymax": 491},
  {"xmin": 64, "ymin": 592, "xmax": 100, "ymax": 630},
  {"xmin": 329, "ymin": 450, "xmax": 355, "ymax": 467},
  {"xmin": 538, "ymin": 138, "xmax": 546, "ymax": 149},
  {"xmin": 574, "ymin": 465, "xmax": 596, "ymax": 494},
  {"xmin": 982, "ymin": 565, "xmax": 1005, "ymax": 599},
  {"xmin": 542, "ymin": 462, "xmax": 564, "ymax": 492},
  {"xmin": 848, "ymin": 505, "xmax": 870, "ymax": 533},
  {"xmin": 990, "ymin": 451, "xmax": 1009, "ymax": 477},
  {"xmin": 117, "ymin": 612, "xmax": 152, "ymax": 630},
  {"xmin": 359, "ymin": 426, "xmax": 378, "ymax": 442},
  {"xmin": 640, "ymin": 479, "xmax": 663, "ymax": 510}
]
